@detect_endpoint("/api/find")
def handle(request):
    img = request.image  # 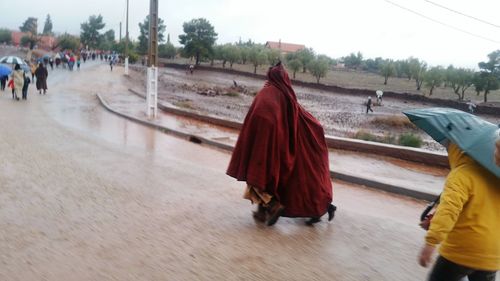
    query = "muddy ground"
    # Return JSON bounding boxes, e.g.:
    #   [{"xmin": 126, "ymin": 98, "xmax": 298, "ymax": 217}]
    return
[{"xmin": 128, "ymin": 66, "xmax": 500, "ymax": 152}]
